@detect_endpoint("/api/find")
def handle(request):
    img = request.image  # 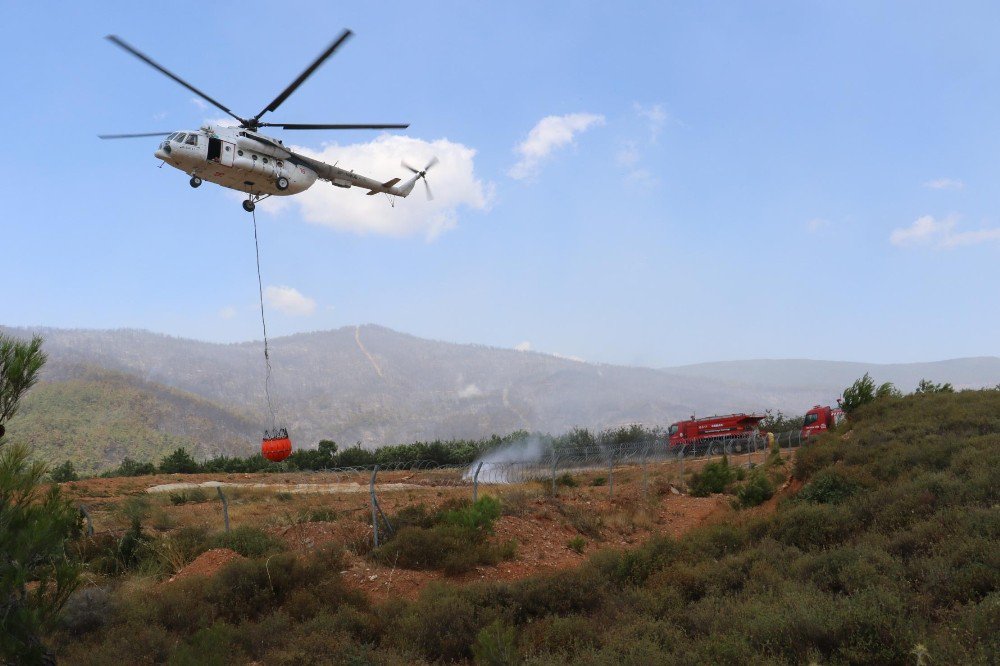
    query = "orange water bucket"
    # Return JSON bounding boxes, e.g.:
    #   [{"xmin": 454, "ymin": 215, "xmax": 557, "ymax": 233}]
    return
[{"xmin": 262, "ymin": 428, "xmax": 292, "ymax": 462}]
